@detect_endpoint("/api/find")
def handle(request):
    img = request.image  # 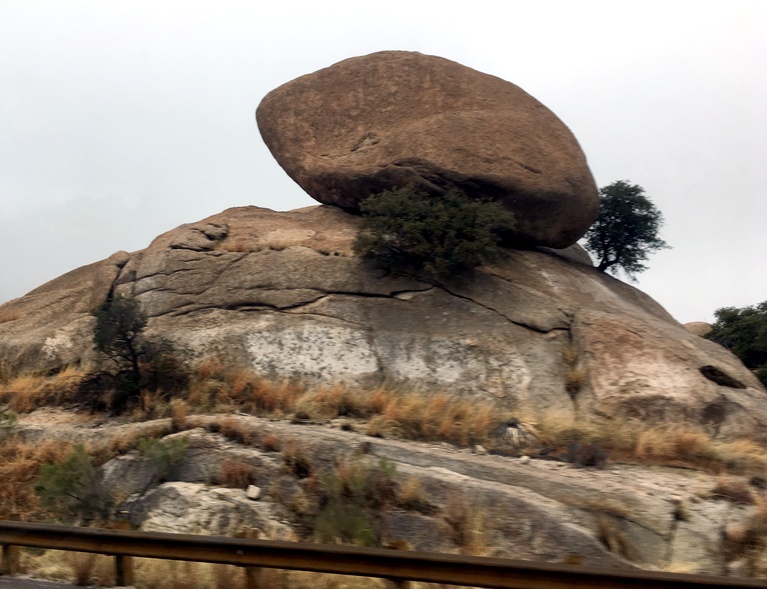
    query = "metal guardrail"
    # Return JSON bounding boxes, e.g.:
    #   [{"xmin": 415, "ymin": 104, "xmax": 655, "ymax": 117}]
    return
[{"xmin": 0, "ymin": 521, "xmax": 765, "ymax": 589}]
